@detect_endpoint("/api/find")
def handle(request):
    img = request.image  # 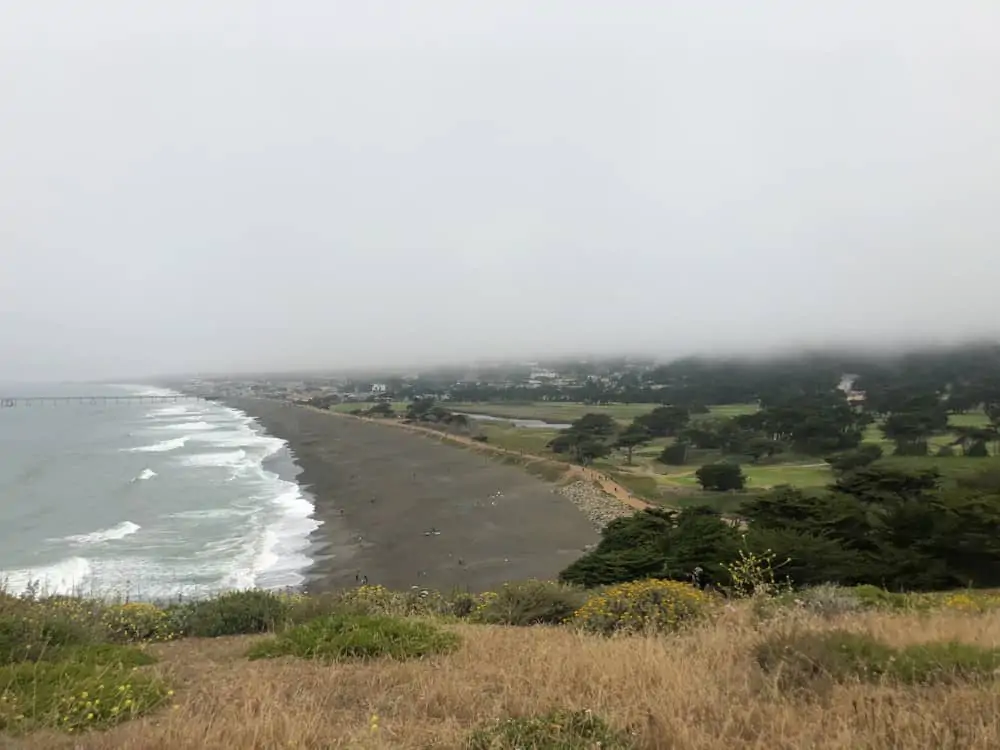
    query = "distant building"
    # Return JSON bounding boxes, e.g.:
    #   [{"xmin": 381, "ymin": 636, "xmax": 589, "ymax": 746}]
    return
[{"xmin": 371, "ymin": 383, "xmax": 387, "ymax": 394}]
